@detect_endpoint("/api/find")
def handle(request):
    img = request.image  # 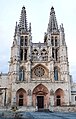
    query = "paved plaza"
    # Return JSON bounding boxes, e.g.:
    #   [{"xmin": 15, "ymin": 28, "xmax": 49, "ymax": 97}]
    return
[
  {"xmin": 0, "ymin": 111, "xmax": 76, "ymax": 119},
  {"xmin": 25, "ymin": 112, "xmax": 76, "ymax": 119}
]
